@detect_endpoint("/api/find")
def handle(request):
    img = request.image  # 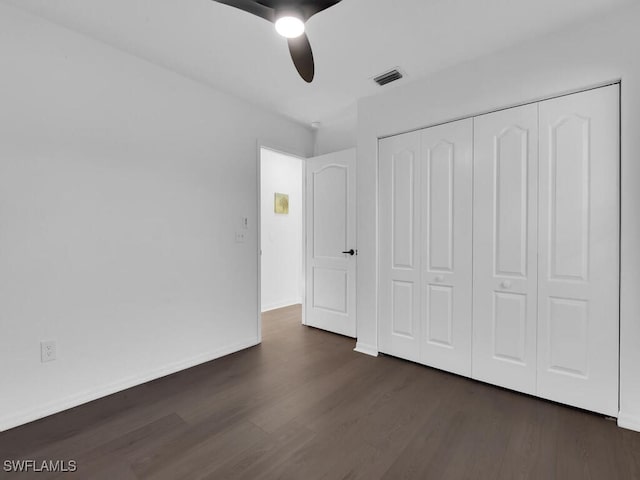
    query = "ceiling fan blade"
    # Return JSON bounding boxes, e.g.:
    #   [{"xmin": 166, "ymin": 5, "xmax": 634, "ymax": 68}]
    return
[
  {"xmin": 287, "ymin": 33, "xmax": 314, "ymax": 83},
  {"xmin": 299, "ymin": 0, "xmax": 343, "ymax": 21},
  {"xmin": 212, "ymin": 0, "xmax": 275, "ymax": 22}
]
